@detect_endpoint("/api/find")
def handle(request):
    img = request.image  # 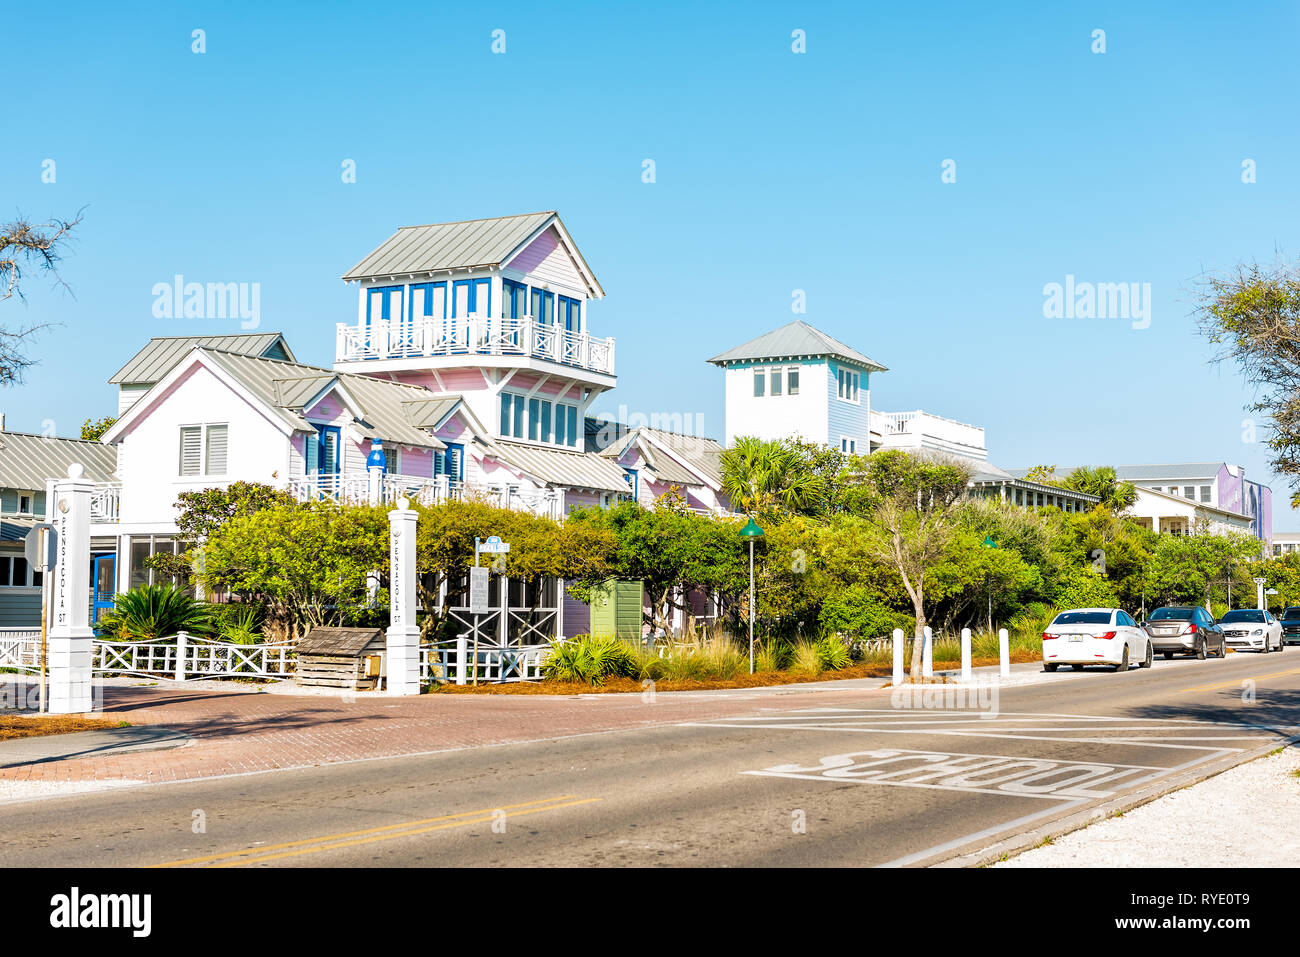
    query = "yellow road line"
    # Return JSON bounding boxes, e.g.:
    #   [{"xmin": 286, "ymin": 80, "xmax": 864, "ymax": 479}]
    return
[
  {"xmin": 1178, "ymin": 666, "xmax": 1300, "ymax": 694},
  {"xmin": 152, "ymin": 795, "xmax": 583, "ymax": 868},
  {"xmin": 208, "ymin": 797, "xmax": 600, "ymax": 868}
]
